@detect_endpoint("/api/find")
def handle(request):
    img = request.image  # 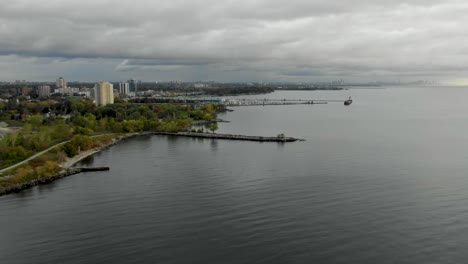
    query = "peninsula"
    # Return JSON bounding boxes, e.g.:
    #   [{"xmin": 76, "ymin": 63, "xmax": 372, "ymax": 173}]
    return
[{"xmin": 0, "ymin": 96, "xmax": 302, "ymax": 195}]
